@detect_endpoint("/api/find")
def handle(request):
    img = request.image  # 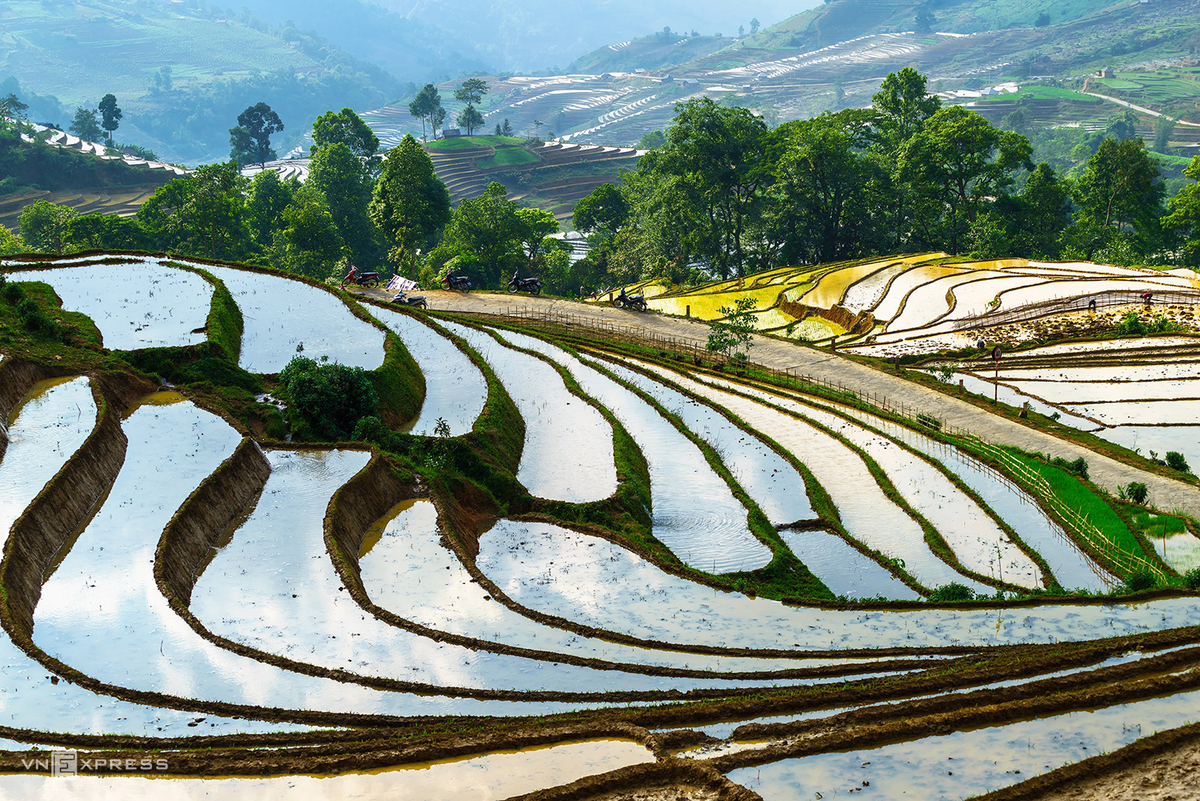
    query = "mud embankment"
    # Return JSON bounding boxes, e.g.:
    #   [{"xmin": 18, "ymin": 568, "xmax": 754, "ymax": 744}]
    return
[
  {"xmin": 155, "ymin": 438, "xmax": 271, "ymax": 605},
  {"xmin": 0, "ymin": 359, "xmax": 65, "ymax": 459},
  {"xmin": 325, "ymin": 451, "xmax": 416, "ymax": 588},
  {"xmin": 511, "ymin": 757, "xmax": 762, "ymax": 801},
  {"xmin": 0, "ymin": 383, "xmax": 125, "ymax": 634}
]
